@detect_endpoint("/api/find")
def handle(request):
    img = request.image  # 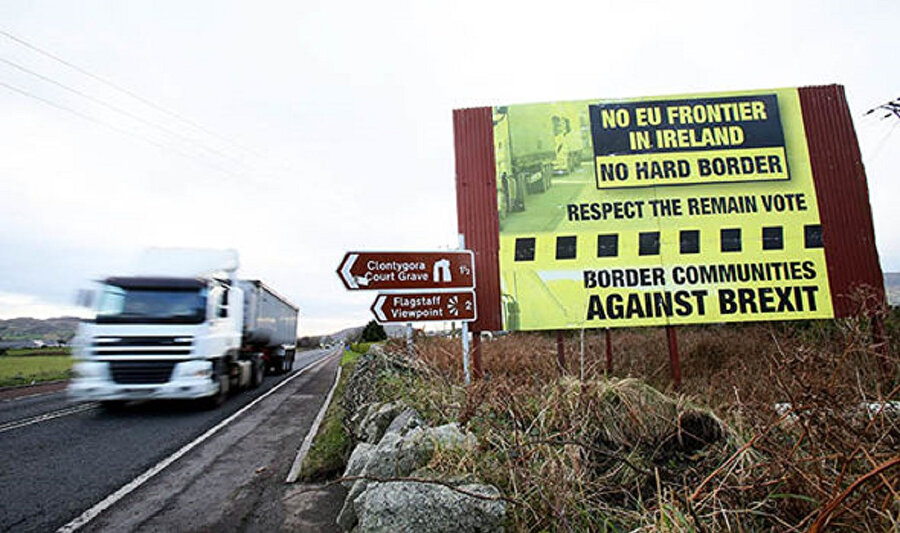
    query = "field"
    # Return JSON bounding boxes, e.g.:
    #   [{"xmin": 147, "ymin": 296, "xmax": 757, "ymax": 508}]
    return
[
  {"xmin": 0, "ymin": 355, "xmax": 73, "ymax": 387},
  {"xmin": 357, "ymin": 308, "xmax": 899, "ymax": 531}
]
